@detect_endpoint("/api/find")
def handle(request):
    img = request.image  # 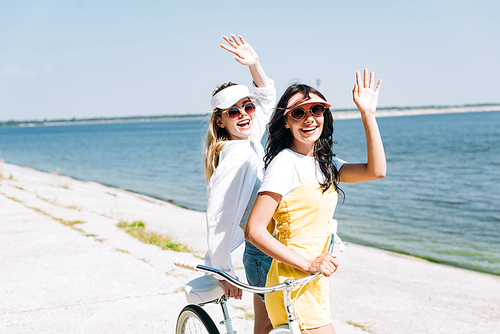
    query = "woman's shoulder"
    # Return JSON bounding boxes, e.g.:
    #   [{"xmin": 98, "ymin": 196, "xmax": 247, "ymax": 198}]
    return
[
  {"xmin": 209, "ymin": 142, "xmax": 257, "ymax": 187},
  {"xmin": 331, "ymin": 155, "xmax": 346, "ymax": 170},
  {"xmin": 260, "ymin": 149, "xmax": 298, "ymax": 196},
  {"xmin": 221, "ymin": 140, "xmax": 254, "ymax": 155},
  {"xmin": 267, "ymin": 149, "xmax": 296, "ymax": 171},
  {"xmin": 219, "ymin": 141, "xmax": 256, "ymax": 165},
  {"xmin": 272, "ymin": 149, "xmax": 307, "ymax": 164}
]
